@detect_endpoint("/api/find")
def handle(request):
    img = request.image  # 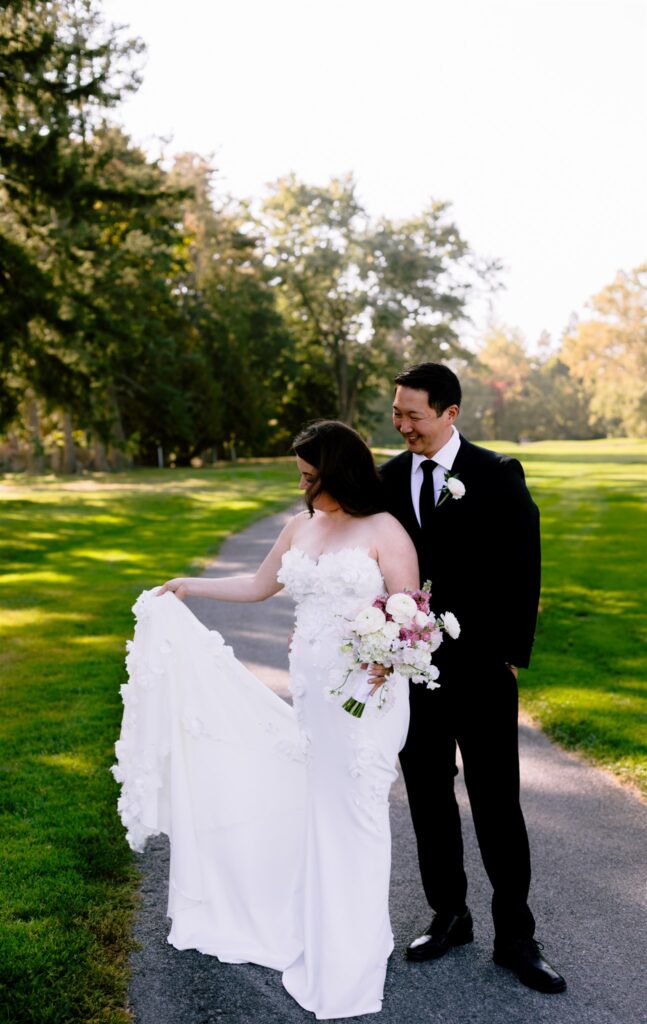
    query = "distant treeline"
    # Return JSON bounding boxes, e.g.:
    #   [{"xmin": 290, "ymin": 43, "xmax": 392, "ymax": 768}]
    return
[{"xmin": 1, "ymin": 0, "xmax": 645, "ymax": 472}]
